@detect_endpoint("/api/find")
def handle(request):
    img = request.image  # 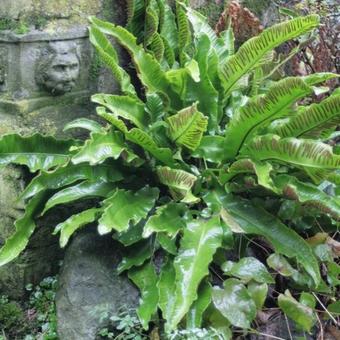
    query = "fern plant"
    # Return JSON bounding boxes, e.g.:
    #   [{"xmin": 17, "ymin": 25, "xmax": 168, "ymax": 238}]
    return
[{"xmin": 0, "ymin": 1, "xmax": 339, "ymax": 337}]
